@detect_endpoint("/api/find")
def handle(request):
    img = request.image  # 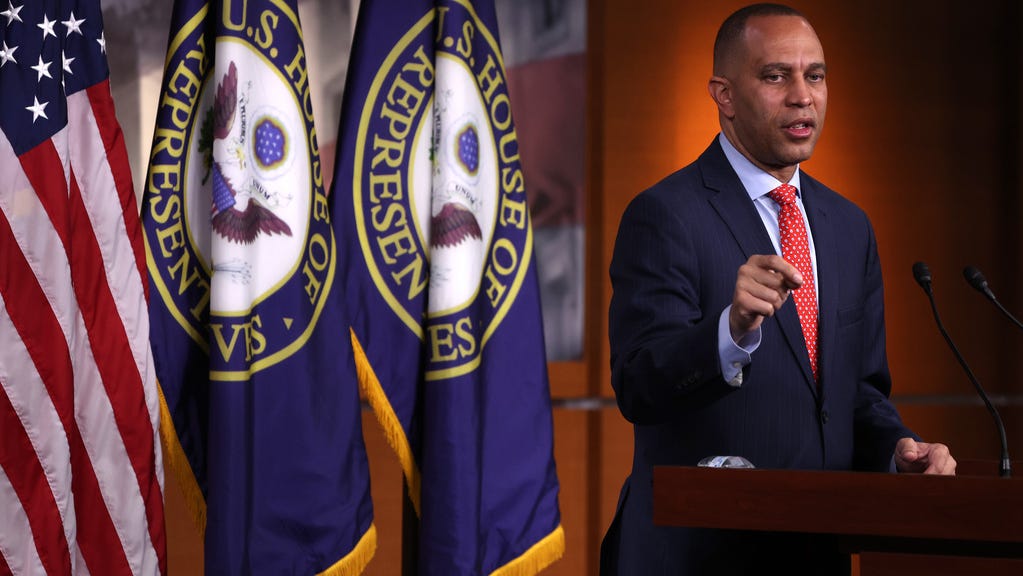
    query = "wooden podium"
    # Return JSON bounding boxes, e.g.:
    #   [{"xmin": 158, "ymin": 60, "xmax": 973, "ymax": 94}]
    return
[{"xmin": 653, "ymin": 465, "xmax": 1023, "ymax": 571}]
